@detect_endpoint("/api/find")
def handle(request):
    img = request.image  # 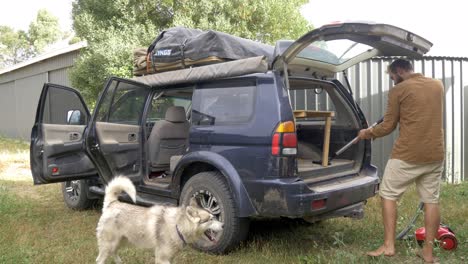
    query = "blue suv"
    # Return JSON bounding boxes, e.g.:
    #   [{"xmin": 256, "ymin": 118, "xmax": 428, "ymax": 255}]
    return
[{"xmin": 30, "ymin": 22, "xmax": 432, "ymax": 253}]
